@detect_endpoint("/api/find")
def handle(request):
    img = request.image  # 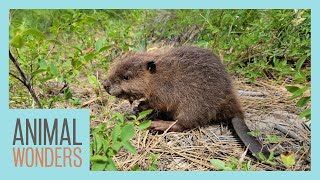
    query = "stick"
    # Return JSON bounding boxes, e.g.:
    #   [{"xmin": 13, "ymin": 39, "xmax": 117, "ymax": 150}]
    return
[
  {"xmin": 274, "ymin": 124, "xmax": 303, "ymax": 141},
  {"xmin": 238, "ymin": 90, "xmax": 269, "ymax": 97}
]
